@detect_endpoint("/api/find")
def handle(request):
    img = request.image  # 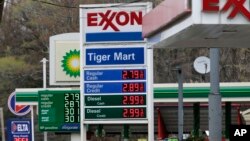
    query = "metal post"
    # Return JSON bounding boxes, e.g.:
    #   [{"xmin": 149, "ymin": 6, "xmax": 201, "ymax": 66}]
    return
[
  {"xmin": 193, "ymin": 103, "xmax": 200, "ymax": 137},
  {"xmin": 147, "ymin": 47, "xmax": 154, "ymax": 141},
  {"xmin": 174, "ymin": 67, "xmax": 183, "ymax": 141},
  {"xmin": 0, "ymin": 108, "xmax": 5, "ymax": 141},
  {"xmin": 123, "ymin": 124, "xmax": 129, "ymax": 141},
  {"xmin": 225, "ymin": 102, "xmax": 231, "ymax": 139},
  {"xmin": 41, "ymin": 58, "xmax": 48, "ymax": 89},
  {"xmin": 30, "ymin": 106, "xmax": 35, "ymax": 141},
  {"xmin": 209, "ymin": 48, "xmax": 221, "ymax": 141},
  {"xmin": 41, "ymin": 58, "xmax": 48, "ymax": 141}
]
